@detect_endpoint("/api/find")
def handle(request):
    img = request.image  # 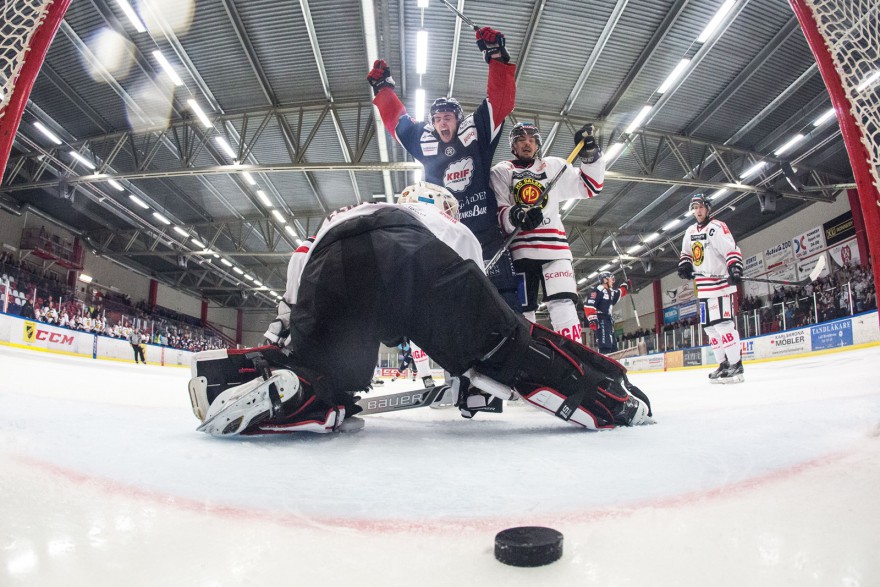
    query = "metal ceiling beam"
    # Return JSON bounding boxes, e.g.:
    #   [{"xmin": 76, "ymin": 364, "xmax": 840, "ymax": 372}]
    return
[
  {"xmin": 221, "ymin": 0, "xmax": 277, "ymax": 106},
  {"xmin": 447, "ymin": 0, "xmax": 466, "ymax": 97},
  {"xmin": 514, "ymin": 0, "xmax": 549, "ymax": 87}
]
